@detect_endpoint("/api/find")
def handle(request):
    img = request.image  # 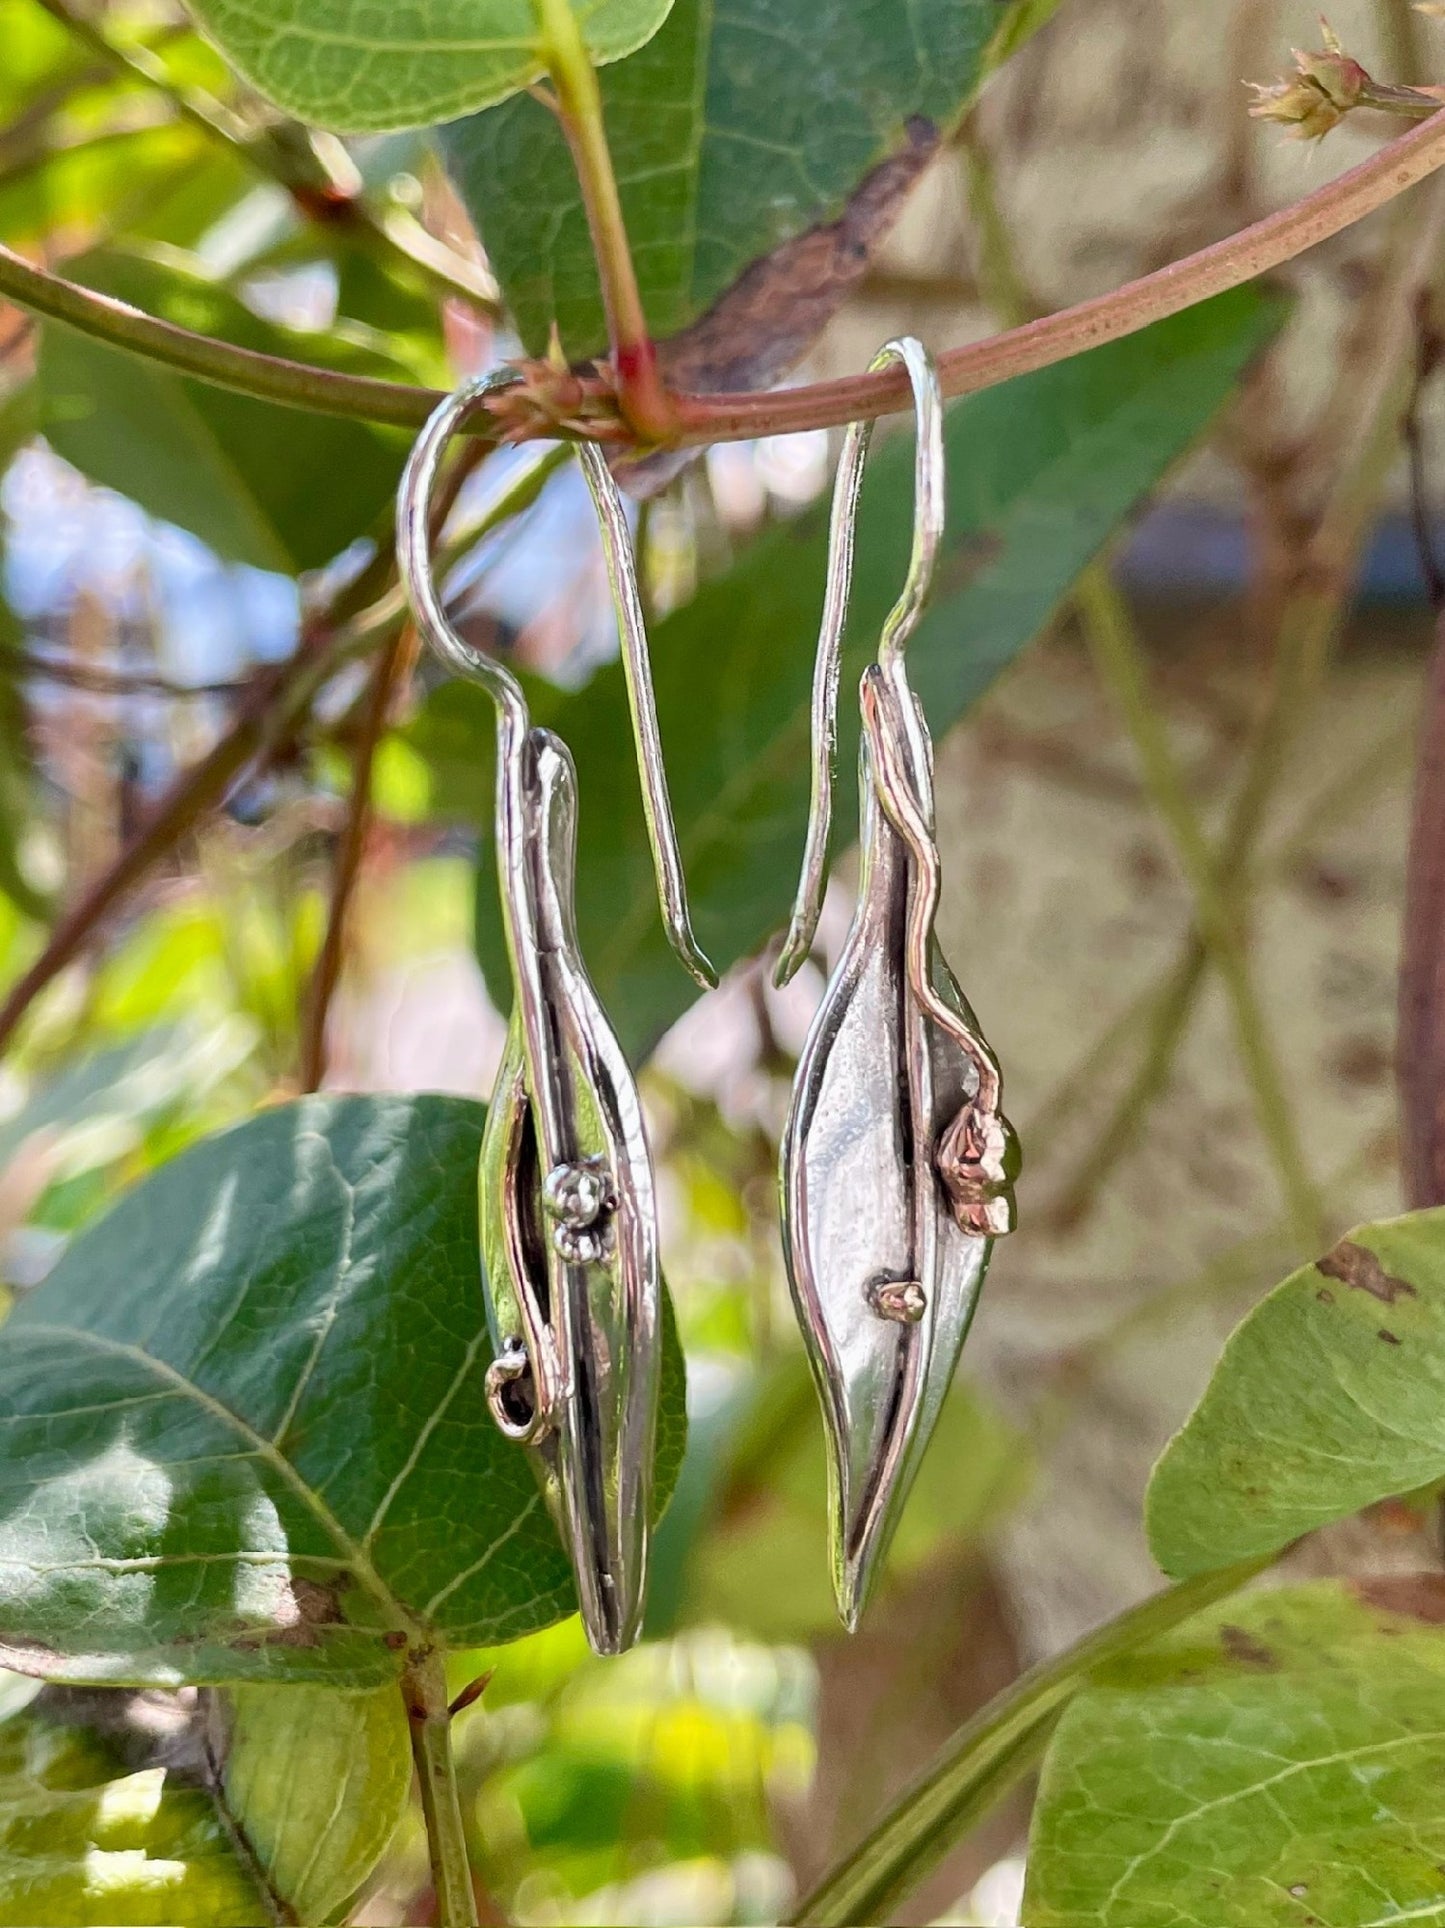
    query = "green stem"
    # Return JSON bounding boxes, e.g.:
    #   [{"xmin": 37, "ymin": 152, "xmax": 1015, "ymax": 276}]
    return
[
  {"xmin": 792, "ymin": 1557, "xmax": 1273, "ymax": 1927},
  {"xmin": 403, "ymin": 1648, "xmax": 479, "ymax": 1928},
  {"xmin": 0, "ymin": 237, "xmax": 435, "ymax": 426},
  {"xmin": 1074, "ymin": 566, "xmax": 1324, "ymax": 1246},
  {"xmin": 1043, "ymin": 943, "xmax": 1206, "ymax": 1230},
  {"xmin": 534, "ymin": 0, "xmax": 671, "ymax": 439}
]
